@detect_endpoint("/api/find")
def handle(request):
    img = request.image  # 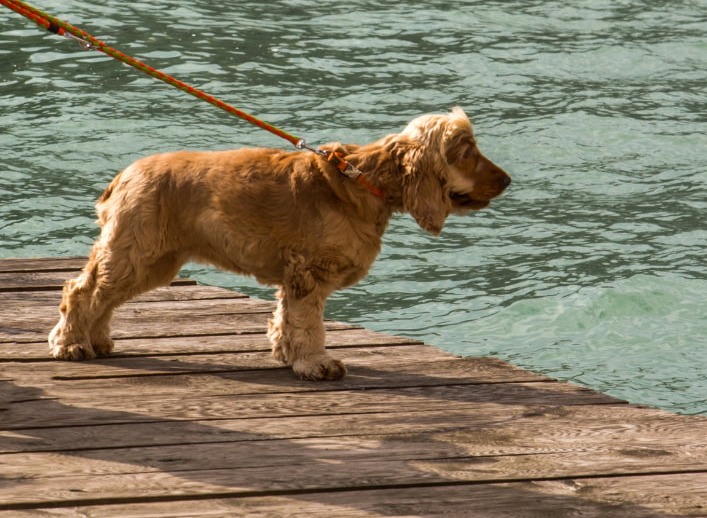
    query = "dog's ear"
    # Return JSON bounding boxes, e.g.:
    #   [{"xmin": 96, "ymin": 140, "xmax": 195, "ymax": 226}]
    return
[
  {"xmin": 403, "ymin": 171, "xmax": 450, "ymax": 236},
  {"xmin": 442, "ymin": 108, "xmax": 475, "ymax": 164},
  {"xmin": 443, "ymin": 125, "xmax": 475, "ymax": 165}
]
